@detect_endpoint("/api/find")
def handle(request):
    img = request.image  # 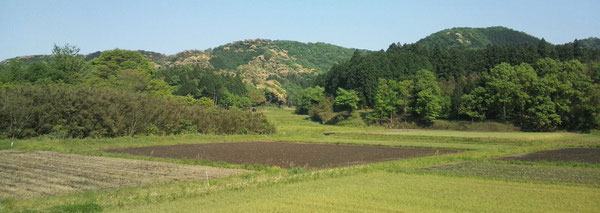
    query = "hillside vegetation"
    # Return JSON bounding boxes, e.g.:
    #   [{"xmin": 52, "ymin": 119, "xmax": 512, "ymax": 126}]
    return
[
  {"xmin": 415, "ymin": 26, "xmax": 541, "ymax": 49},
  {"xmin": 312, "ymin": 27, "xmax": 600, "ymax": 132},
  {"xmin": 2, "ymin": 26, "xmax": 599, "ymax": 133},
  {"xmin": 0, "ymin": 46, "xmax": 275, "ymax": 138}
]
